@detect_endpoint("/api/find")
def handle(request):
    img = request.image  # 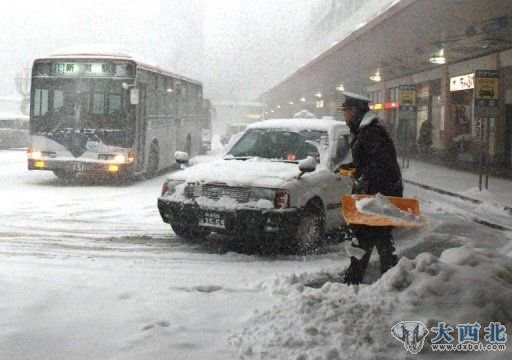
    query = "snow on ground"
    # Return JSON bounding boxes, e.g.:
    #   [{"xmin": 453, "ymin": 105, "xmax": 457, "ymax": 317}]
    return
[
  {"xmin": 402, "ymin": 159, "xmax": 512, "ymax": 208},
  {"xmin": 231, "ymin": 246, "xmax": 512, "ymax": 359},
  {"xmin": 1, "ymin": 150, "xmax": 511, "ymax": 359}
]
